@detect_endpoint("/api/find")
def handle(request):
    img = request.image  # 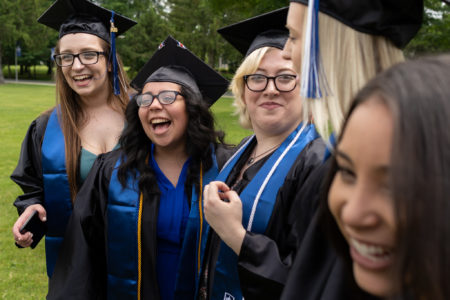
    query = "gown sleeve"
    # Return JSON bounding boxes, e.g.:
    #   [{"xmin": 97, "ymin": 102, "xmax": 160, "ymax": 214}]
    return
[
  {"xmin": 236, "ymin": 138, "xmax": 326, "ymax": 300},
  {"xmin": 10, "ymin": 112, "xmax": 50, "ymax": 214},
  {"xmin": 47, "ymin": 151, "xmax": 120, "ymax": 300}
]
